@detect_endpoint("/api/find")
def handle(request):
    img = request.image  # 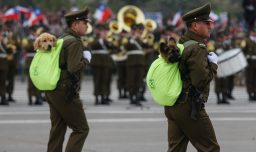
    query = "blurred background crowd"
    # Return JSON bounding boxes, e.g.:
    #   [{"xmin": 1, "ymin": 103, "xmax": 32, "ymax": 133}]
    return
[{"xmin": 0, "ymin": 0, "xmax": 256, "ymax": 106}]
